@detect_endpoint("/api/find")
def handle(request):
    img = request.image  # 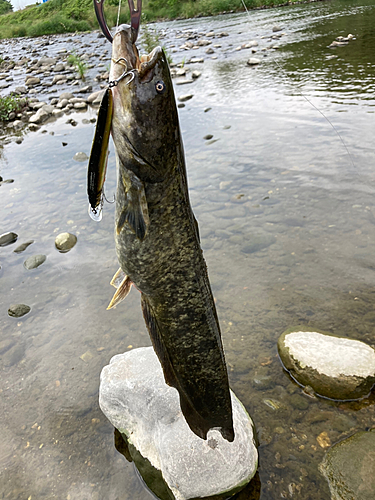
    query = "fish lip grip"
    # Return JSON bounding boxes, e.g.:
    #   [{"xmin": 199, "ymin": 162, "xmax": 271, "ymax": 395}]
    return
[{"xmin": 93, "ymin": 0, "xmax": 142, "ymax": 44}]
